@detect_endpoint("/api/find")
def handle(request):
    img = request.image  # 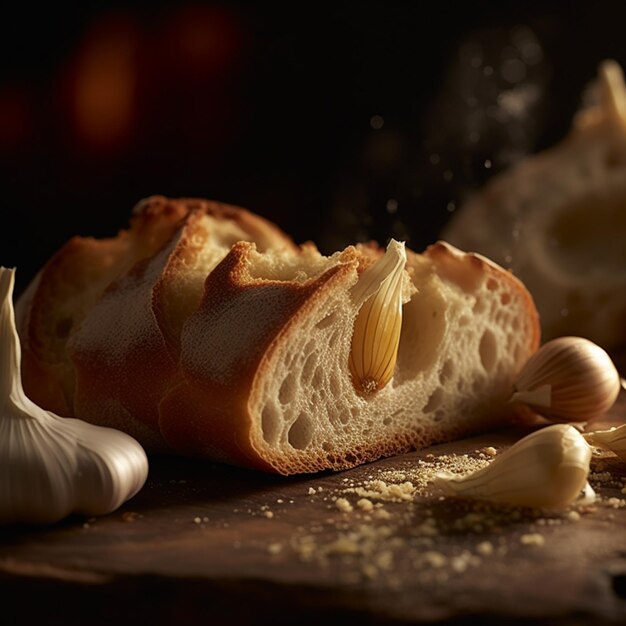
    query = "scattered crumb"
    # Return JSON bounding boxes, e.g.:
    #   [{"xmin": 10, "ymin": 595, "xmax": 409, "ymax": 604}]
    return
[
  {"xmin": 566, "ymin": 510, "xmax": 581, "ymax": 522},
  {"xmin": 268, "ymin": 543, "xmax": 283, "ymax": 555},
  {"xmin": 357, "ymin": 498, "xmax": 374, "ymax": 513},
  {"xmin": 476, "ymin": 541, "xmax": 494, "ymax": 556},
  {"xmin": 335, "ymin": 497, "xmax": 354, "ymax": 513},
  {"xmin": 121, "ymin": 511, "xmax": 139, "ymax": 523},
  {"xmin": 193, "ymin": 517, "xmax": 202, "ymax": 524},
  {"xmin": 606, "ymin": 497, "xmax": 626, "ymax": 509},
  {"xmin": 264, "ymin": 510, "xmax": 274, "ymax": 519},
  {"xmin": 482, "ymin": 447, "xmax": 497, "ymax": 457},
  {"xmin": 422, "ymin": 551, "xmax": 447, "ymax": 568},
  {"xmin": 520, "ymin": 533, "xmax": 545, "ymax": 547},
  {"xmin": 308, "ymin": 487, "xmax": 316, "ymax": 495}
]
